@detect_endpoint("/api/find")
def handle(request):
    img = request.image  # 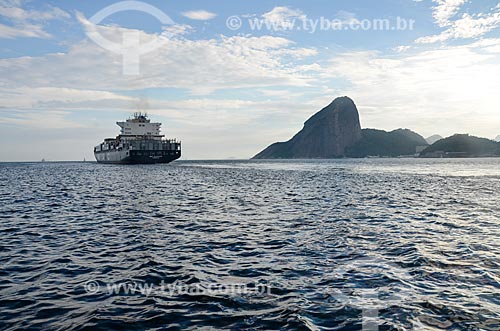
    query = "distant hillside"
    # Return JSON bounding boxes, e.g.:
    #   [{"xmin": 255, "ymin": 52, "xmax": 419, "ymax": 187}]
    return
[
  {"xmin": 426, "ymin": 134, "xmax": 443, "ymax": 145},
  {"xmin": 420, "ymin": 134, "xmax": 500, "ymax": 157},
  {"xmin": 346, "ymin": 129, "xmax": 428, "ymax": 157},
  {"xmin": 252, "ymin": 96, "xmax": 498, "ymax": 159}
]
